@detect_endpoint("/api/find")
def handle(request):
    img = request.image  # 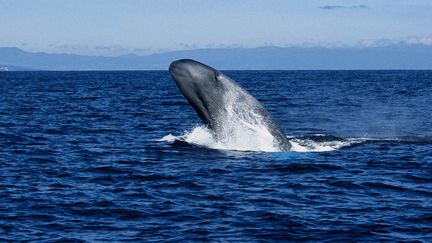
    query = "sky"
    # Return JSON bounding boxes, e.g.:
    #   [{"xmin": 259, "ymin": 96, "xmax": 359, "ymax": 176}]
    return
[{"xmin": 1, "ymin": 0, "xmax": 431, "ymax": 56}]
